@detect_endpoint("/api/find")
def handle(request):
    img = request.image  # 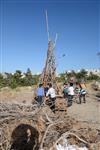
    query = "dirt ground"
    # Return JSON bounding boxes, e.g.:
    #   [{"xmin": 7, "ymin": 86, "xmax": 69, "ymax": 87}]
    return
[
  {"xmin": 0, "ymin": 84, "xmax": 100, "ymax": 150},
  {"xmin": 0, "ymin": 84, "xmax": 100, "ymax": 130}
]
